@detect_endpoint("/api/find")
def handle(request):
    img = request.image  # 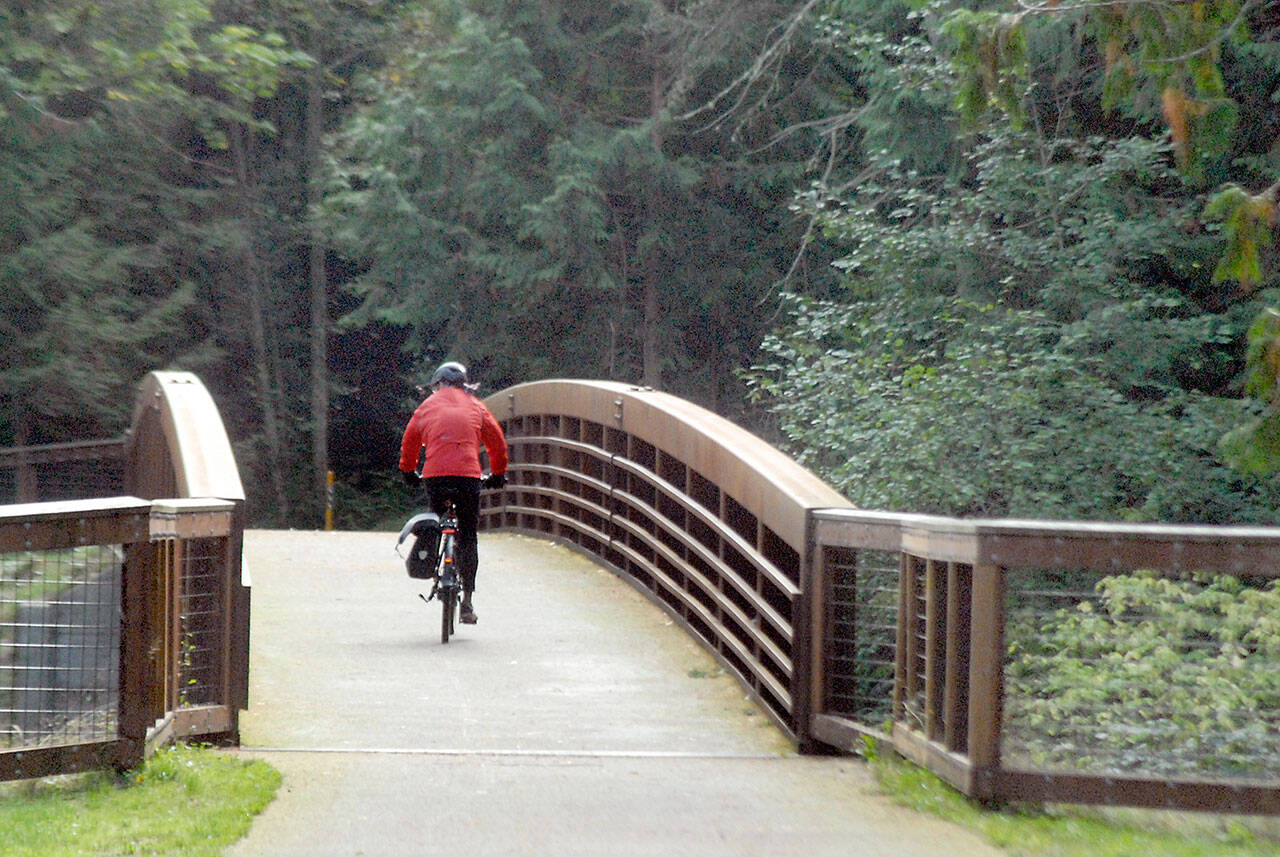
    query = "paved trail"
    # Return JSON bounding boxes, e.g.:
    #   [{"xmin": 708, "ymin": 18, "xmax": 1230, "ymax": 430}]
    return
[{"xmin": 226, "ymin": 529, "xmax": 1005, "ymax": 857}]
